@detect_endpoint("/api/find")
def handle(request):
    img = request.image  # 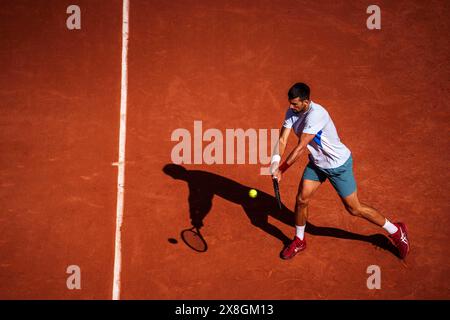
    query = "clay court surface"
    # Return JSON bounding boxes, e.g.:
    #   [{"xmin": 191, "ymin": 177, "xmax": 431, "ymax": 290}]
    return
[{"xmin": 0, "ymin": 0, "xmax": 449, "ymax": 299}]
